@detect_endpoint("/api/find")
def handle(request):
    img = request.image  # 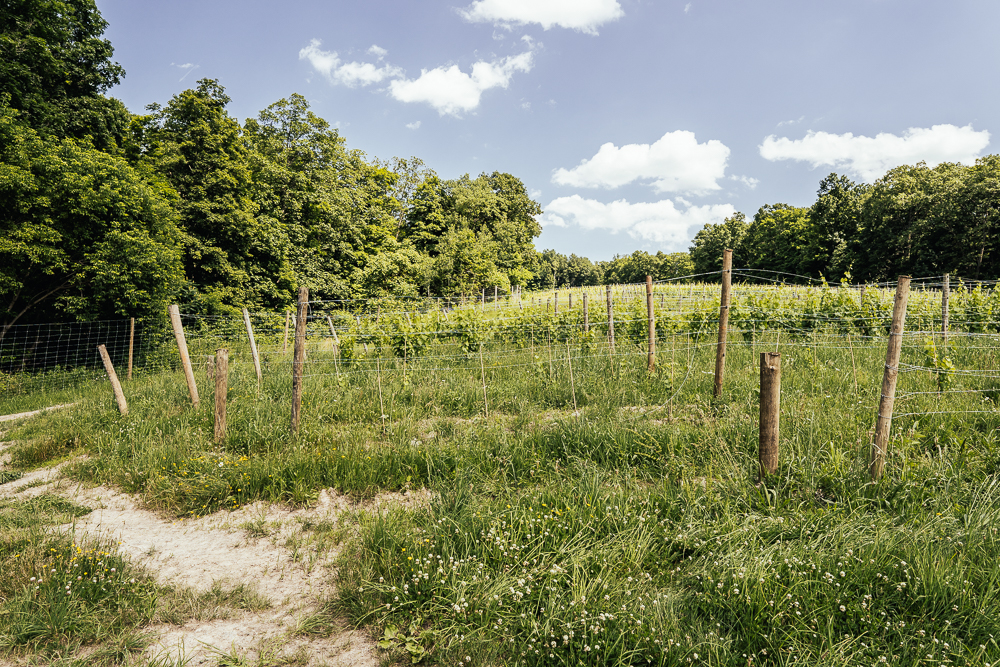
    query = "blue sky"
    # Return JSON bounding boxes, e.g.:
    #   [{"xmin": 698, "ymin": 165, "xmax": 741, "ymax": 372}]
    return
[{"xmin": 97, "ymin": 0, "xmax": 1000, "ymax": 261}]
